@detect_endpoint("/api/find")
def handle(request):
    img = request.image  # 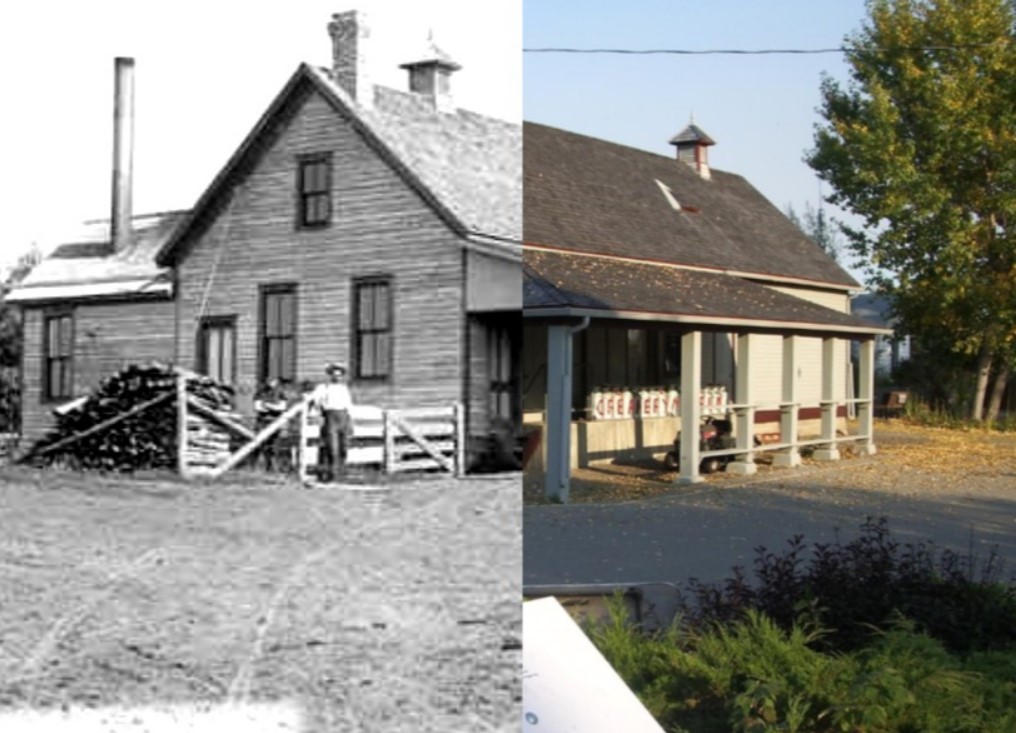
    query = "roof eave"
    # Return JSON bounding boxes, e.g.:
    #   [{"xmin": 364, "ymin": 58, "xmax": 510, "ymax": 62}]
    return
[{"xmin": 523, "ymin": 306, "xmax": 892, "ymax": 338}]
